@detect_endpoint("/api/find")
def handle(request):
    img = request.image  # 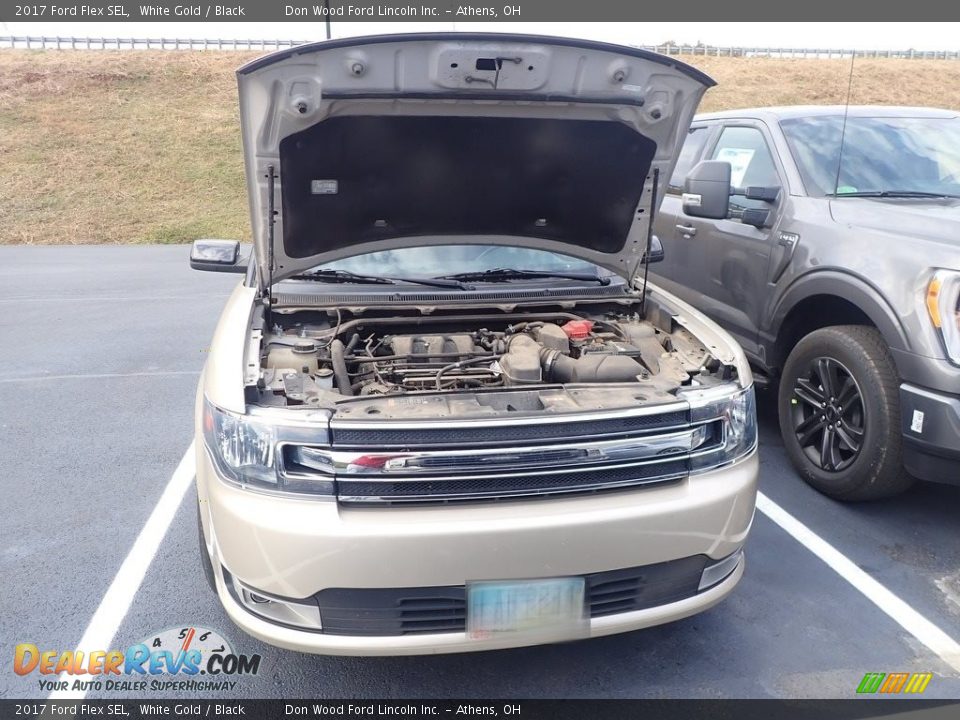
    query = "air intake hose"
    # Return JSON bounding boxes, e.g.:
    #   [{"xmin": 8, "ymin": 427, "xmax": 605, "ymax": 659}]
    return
[
  {"xmin": 330, "ymin": 339, "xmax": 354, "ymax": 396},
  {"xmin": 542, "ymin": 350, "xmax": 644, "ymax": 383}
]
